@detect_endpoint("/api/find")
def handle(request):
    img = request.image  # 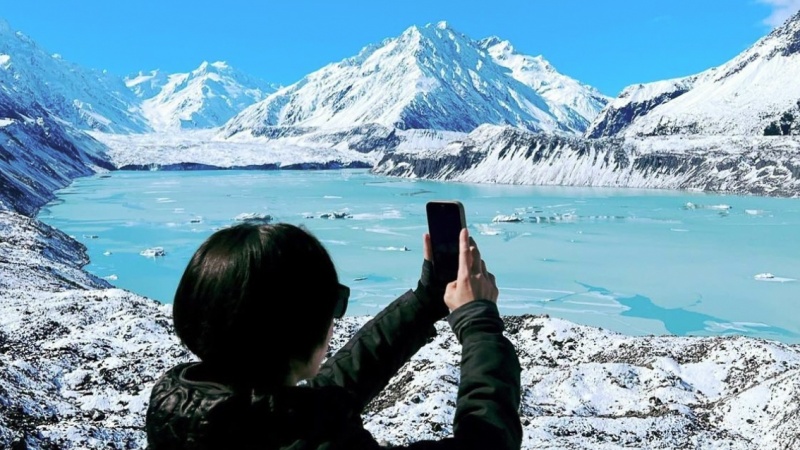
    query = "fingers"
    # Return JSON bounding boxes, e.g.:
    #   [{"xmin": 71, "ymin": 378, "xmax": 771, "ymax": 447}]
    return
[
  {"xmin": 457, "ymin": 228, "xmax": 471, "ymax": 279},
  {"xmin": 470, "ymin": 237, "xmax": 482, "ymax": 275},
  {"xmin": 423, "ymin": 233, "xmax": 432, "ymax": 261}
]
